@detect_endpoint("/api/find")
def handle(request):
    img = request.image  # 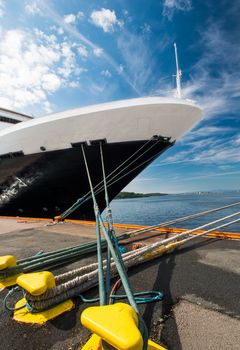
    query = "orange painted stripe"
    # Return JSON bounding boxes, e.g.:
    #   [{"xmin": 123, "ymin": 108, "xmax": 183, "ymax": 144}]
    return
[
  {"xmin": 0, "ymin": 215, "xmax": 51, "ymax": 222},
  {"xmin": 66, "ymin": 219, "xmax": 240, "ymax": 239},
  {"xmin": 153, "ymin": 227, "xmax": 240, "ymax": 240},
  {"xmin": 0, "ymin": 215, "xmax": 239, "ymax": 239}
]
